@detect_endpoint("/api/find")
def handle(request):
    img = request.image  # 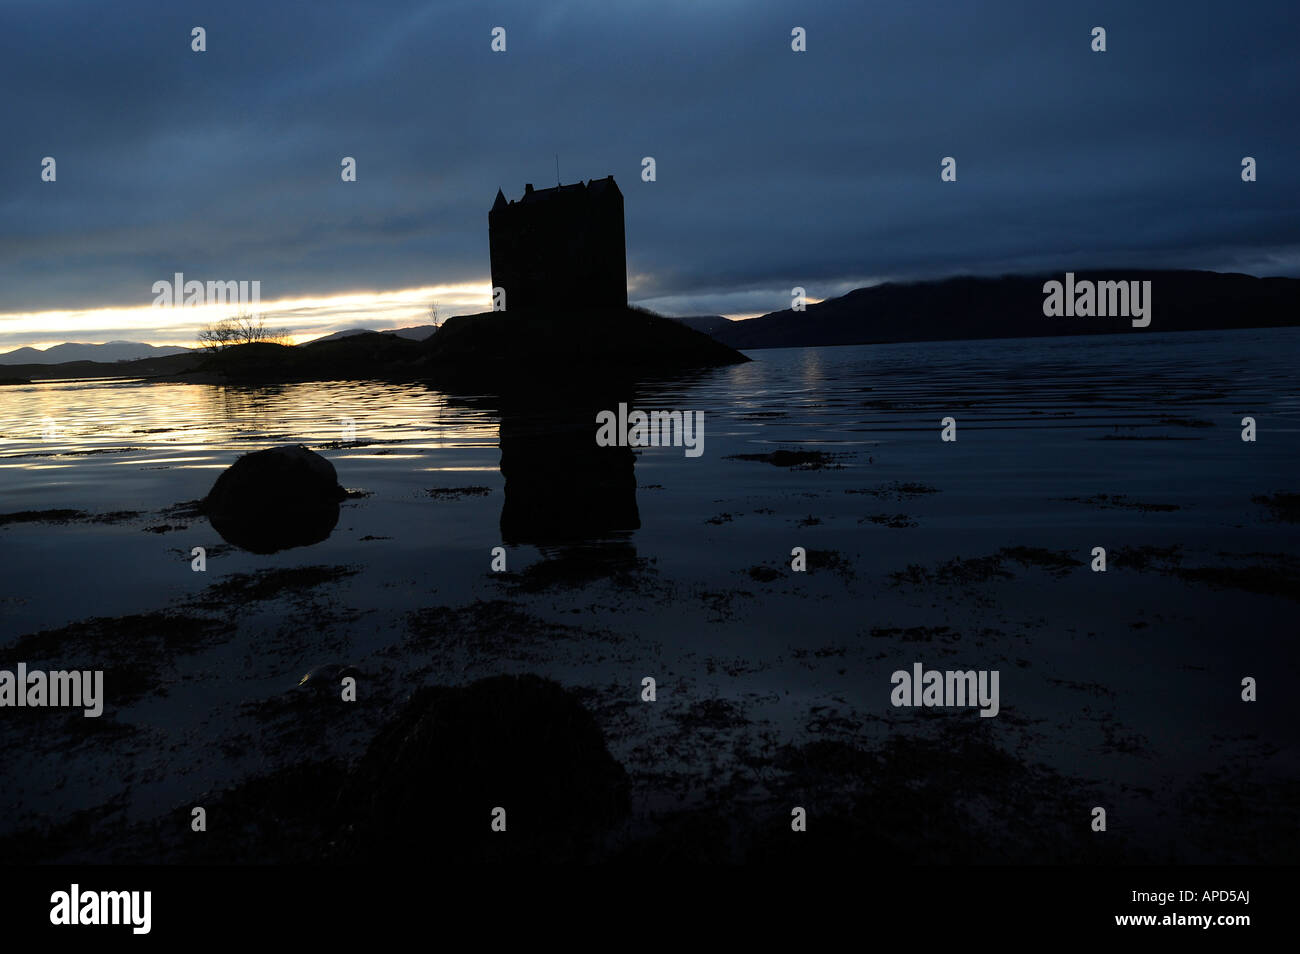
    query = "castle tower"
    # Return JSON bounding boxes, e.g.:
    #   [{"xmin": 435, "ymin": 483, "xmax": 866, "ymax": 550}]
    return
[{"xmin": 488, "ymin": 176, "xmax": 628, "ymax": 311}]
